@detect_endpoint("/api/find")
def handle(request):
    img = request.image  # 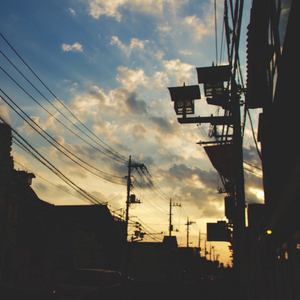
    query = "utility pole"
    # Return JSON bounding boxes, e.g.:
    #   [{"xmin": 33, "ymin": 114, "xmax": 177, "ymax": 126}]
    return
[
  {"xmin": 125, "ymin": 156, "xmax": 145, "ymax": 241},
  {"xmin": 186, "ymin": 217, "xmax": 195, "ymax": 247},
  {"xmin": 125, "ymin": 155, "xmax": 132, "ymax": 241},
  {"xmin": 124, "ymin": 155, "xmax": 145, "ymax": 278},
  {"xmin": 169, "ymin": 199, "xmax": 181, "ymax": 236},
  {"xmin": 198, "ymin": 230, "xmax": 201, "ymax": 255}
]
